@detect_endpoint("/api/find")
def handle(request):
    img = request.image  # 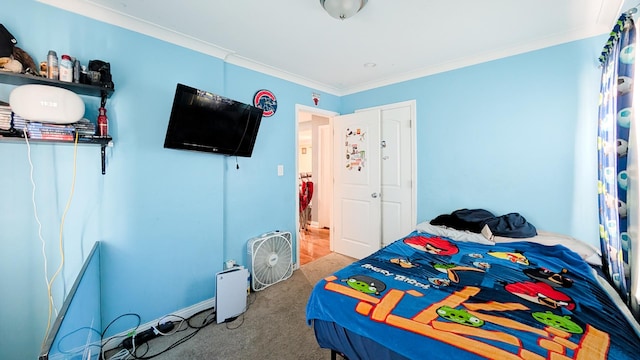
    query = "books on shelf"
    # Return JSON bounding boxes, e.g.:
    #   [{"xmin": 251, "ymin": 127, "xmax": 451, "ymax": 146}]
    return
[
  {"xmin": 27, "ymin": 122, "xmax": 76, "ymax": 140},
  {"xmin": 74, "ymin": 118, "xmax": 96, "ymax": 136},
  {"xmin": 0, "ymin": 102, "xmax": 10, "ymax": 131}
]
